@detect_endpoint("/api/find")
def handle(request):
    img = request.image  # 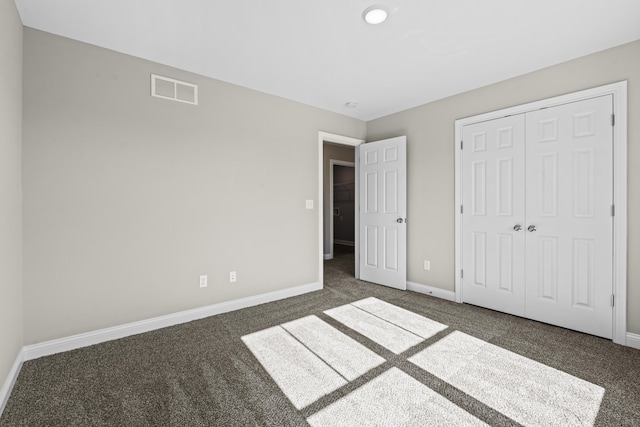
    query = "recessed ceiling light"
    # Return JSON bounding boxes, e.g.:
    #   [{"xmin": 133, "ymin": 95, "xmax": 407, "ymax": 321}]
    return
[
  {"xmin": 345, "ymin": 101, "xmax": 358, "ymax": 108},
  {"xmin": 363, "ymin": 6, "xmax": 388, "ymax": 25}
]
